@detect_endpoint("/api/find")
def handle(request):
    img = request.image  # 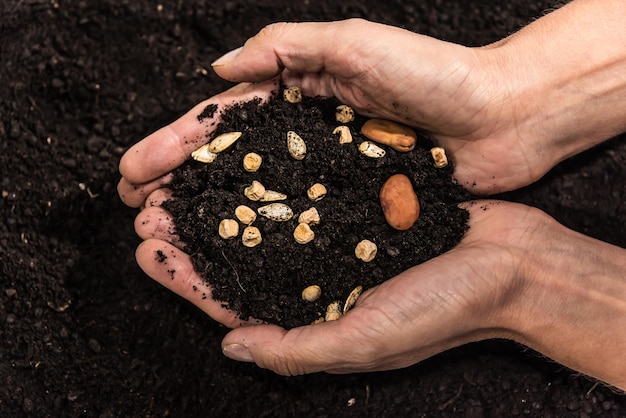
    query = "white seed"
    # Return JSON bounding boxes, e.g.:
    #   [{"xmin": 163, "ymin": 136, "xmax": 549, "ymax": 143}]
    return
[
  {"xmin": 218, "ymin": 219, "xmax": 239, "ymax": 239},
  {"xmin": 333, "ymin": 125, "xmax": 353, "ymax": 144},
  {"xmin": 241, "ymin": 226, "xmax": 262, "ymax": 247},
  {"xmin": 207, "ymin": 131, "xmax": 242, "ymax": 153},
  {"xmin": 431, "ymin": 147, "xmax": 448, "ymax": 168},
  {"xmin": 294, "ymin": 223, "xmax": 315, "ymax": 244},
  {"xmin": 244, "ymin": 180, "xmax": 266, "ymax": 201},
  {"xmin": 259, "ymin": 189, "xmax": 288, "ymax": 202},
  {"xmin": 335, "ymin": 105, "xmax": 355, "ymax": 123},
  {"xmin": 325, "ymin": 301, "xmax": 342, "ymax": 321},
  {"xmin": 243, "ymin": 152, "xmax": 262, "ymax": 172},
  {"xmin": 287, "ymin": 131, "xmax": 307, "ymax": 160},
  {"xmin": 358, "ymin": 141, "xmax": 386, "ymax": 158},
  {"xmin": 191, "ymin": 143, "xmax": 218, "ymax": 163},
  {"xmin": 298, "ymin": 207, "xmax": 320, "ymax": 225},
  {"xmin": 302, "ymin": 285, "xmax": 322, "ymax": 302},
  {"xmin": 235, "ymin": 205, "xmax": 256, "ymax": 225},
  {"xmin": 283, "ymin": 86, "xmax": 303, "ymax": 103},
  {"xmin": 307, "ymin": 183, "xmax": 327, "ymax": 202},
  {"xmin": 343, "ymin": 285, "xmax": 363, "ymax": 314},
  {"xmin": 355, "ymin": 239, "xmax": 377, "ymax": 262},
  {"xmin": 257, "ymin": 203, "xmax": 294, "ymax": 222}
]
